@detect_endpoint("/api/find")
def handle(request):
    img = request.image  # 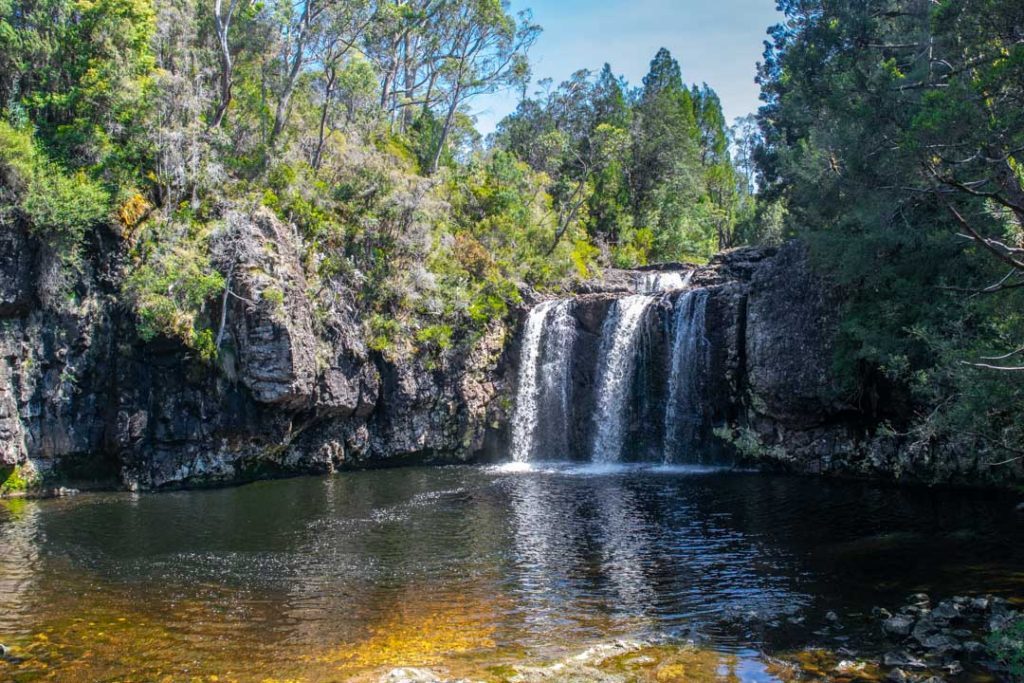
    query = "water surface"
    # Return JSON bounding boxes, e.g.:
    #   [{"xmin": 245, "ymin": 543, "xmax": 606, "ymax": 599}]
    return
[{"xmin": 1, "ymin": 465, "xmax": 1021, "ymax": 681}]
